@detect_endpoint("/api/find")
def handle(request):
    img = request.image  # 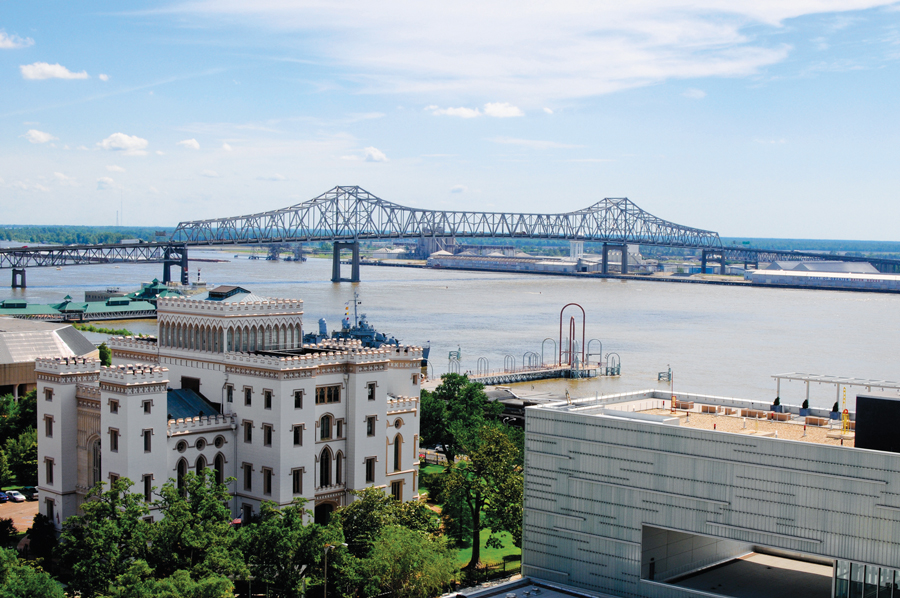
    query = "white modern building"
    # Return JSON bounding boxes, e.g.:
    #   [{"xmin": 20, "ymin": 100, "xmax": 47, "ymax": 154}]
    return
[
  {"xmin": 36, "ymin": 286, "xmax": 423, "ymax": 527},
  {"xmin": 515, "ymin": 389, "xmax": 900, "ymax": 598}
]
